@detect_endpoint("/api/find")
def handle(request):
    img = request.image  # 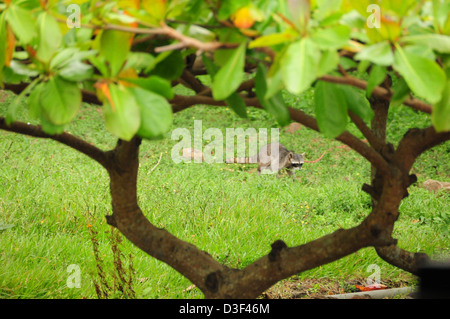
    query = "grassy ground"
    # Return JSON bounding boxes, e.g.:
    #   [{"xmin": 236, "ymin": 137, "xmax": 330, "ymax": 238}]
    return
[{"xmin": 0, "ymin": 84, "xmax": 448, "ymax": 299}]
